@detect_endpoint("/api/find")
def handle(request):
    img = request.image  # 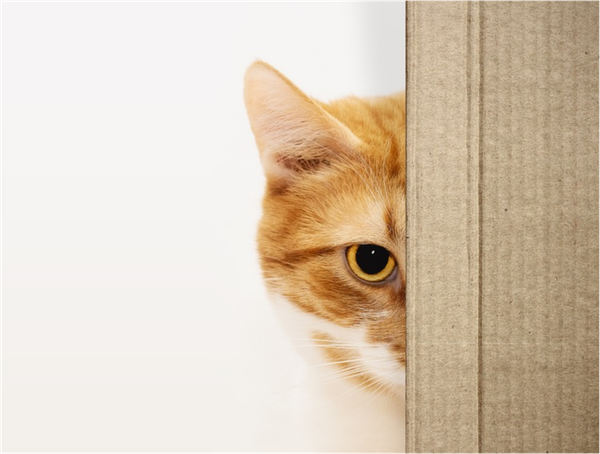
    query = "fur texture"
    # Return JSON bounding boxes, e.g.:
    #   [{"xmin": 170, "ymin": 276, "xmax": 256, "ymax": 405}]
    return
[{"xmin": 244, "ymin": 61, "xmax": 405, "ymax": 450}]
